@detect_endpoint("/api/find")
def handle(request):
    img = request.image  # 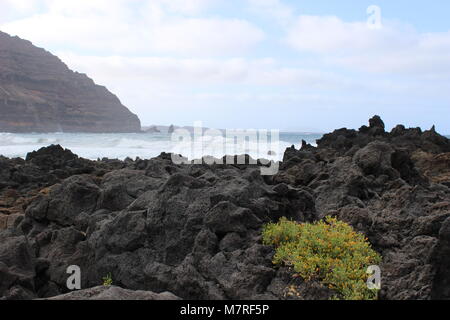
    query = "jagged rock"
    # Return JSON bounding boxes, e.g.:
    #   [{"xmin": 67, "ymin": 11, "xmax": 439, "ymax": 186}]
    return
[
  {"xmin": 353, "ymin": 142, "xmax": 396, "ymax": 177},
  {"xmin": 0, "ymin": 229, "xmax": 36, "ymax": 299},
  {"xmin": 391, "ymin": 125, "xmax": 406, "ymax": 137},
  {"xmin": 25, "ymin": 175, "xmax": 101, "ymax": 226},
  {"xmin": 0, "ymin": 117, "xmax": 449, "ymax": 300},
  {"xmin": 369, "ymin": 115, "xmax": 385, "ymax": 130},
  {"xmin": 0, "ymin": 31, "xmax": 141, "ymax": 133},
  {"xmin": 431, "ymin": 216, "xmax": 450, "ymax": 299},
  {"xmin": 0, "ymin": 145, "xmax": 319, "ymax": 300},
  {"xmin": 145, "ymin": 126, "xmax": 161, "ymax": 133},
  {"xmin": 279, "ymin": 117, "xmax": 450, "ymax": 300},
  {"xmin": 412, "ymin": 152, "xmax": 450, "ymax": 186},
  {"xmin": 316, "ymin": 116, "xmax": 450, "ymax": 156}
]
